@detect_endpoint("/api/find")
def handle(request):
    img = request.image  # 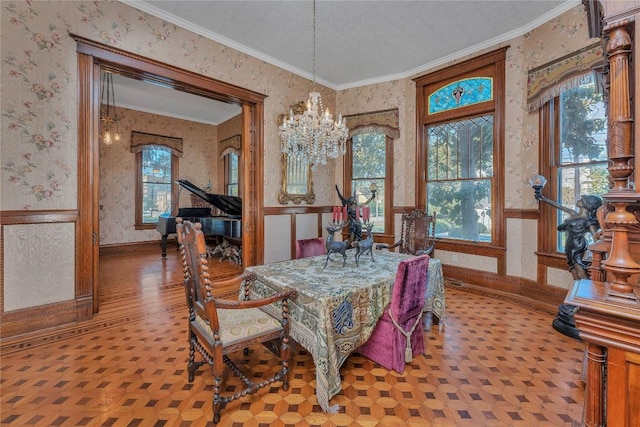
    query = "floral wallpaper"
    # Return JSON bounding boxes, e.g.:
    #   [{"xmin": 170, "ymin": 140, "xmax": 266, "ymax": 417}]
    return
[
  {"xmin": 2, "ymin": 1, "xmax": 594, "ymax": 212},
  {"xmin": 337, "ymin": 79, "xmax": 416, "ymax": 207},
  {"xmin": 1, "ymin": 0, "xmax": 598, "ymax": 311},
  {"xmin": 99, "ymin": 106, "xmax": 217, "ymax": 246},
  {"xmin": 514, "ymin": 5, "xmax": 597, "ymax": 210},
  {"xmin": 1, "ymin": 0, "xmax": 334, "ymax": 211}
]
